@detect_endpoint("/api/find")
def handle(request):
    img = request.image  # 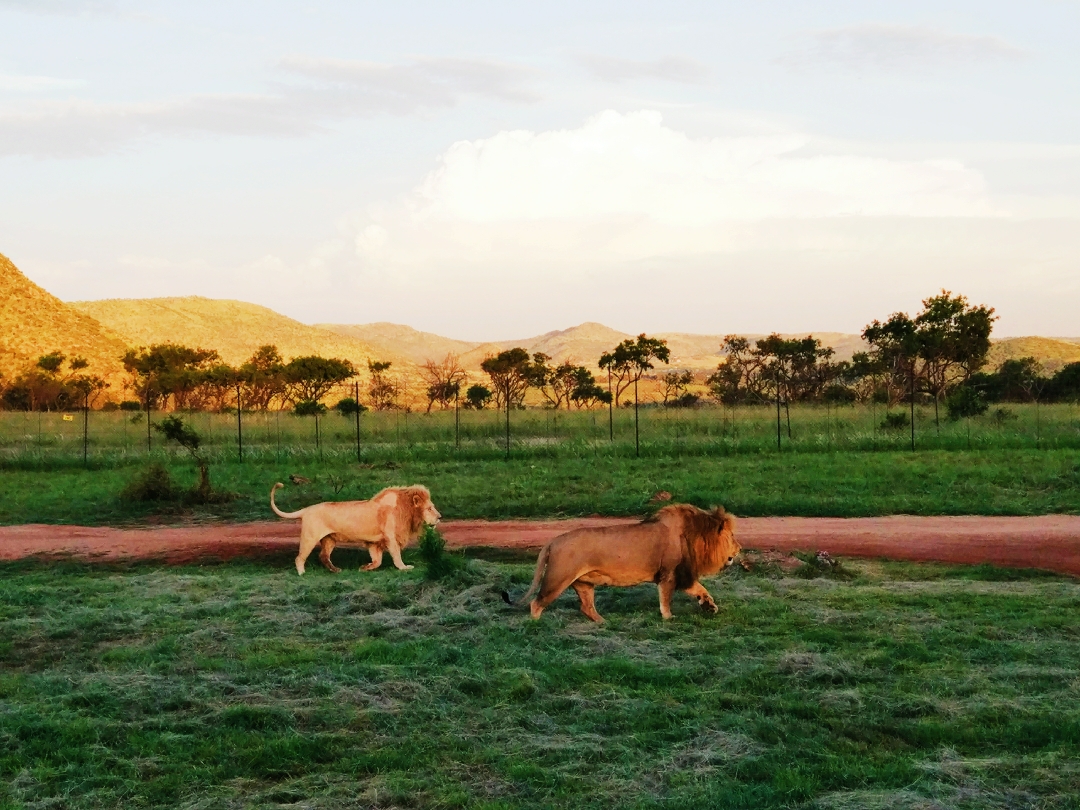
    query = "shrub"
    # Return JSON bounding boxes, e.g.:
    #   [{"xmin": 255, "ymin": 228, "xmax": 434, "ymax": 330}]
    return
[
  {"xmin": 992, "ymin": 407, "xmax": 1018, "ymax": 425},
  {"xmin": 294, "ymin": 399, "xmax": 328, "ymax": 416},
  {"xmin": 880, "ymin": 412, "xmax": 909, "ymax": 430},
  {"xmin": 418, "ymin": 525, "xmax": 468, "ymax": 581},
  {"xmin": 334, "ymin": 397, "xmax": 366, "ymax": 416},
  {"xmin": 947, "ymin": 386, "xmax": 988, "ymax": 421},
  {"xmin": 119, "ymin": 401, "xmax": 143, "ymax": 412},
  {"xmin": 120, "ymin": 463, "xmax": 175, "ymax": 502}
]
